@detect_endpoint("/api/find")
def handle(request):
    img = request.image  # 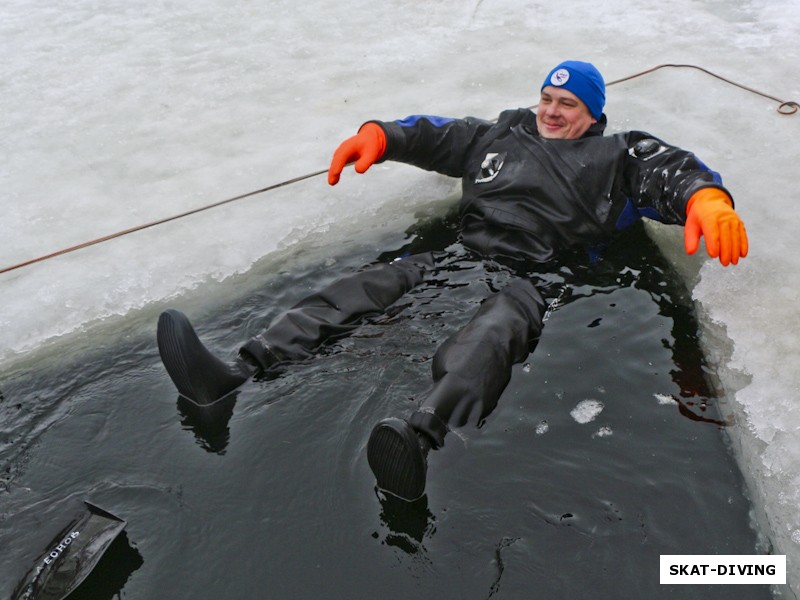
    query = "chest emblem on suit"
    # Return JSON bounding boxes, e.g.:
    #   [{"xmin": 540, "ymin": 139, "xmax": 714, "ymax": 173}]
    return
[{"xmin": 475, "ymin": 152, "xmax": 506, "ymax": 183}]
